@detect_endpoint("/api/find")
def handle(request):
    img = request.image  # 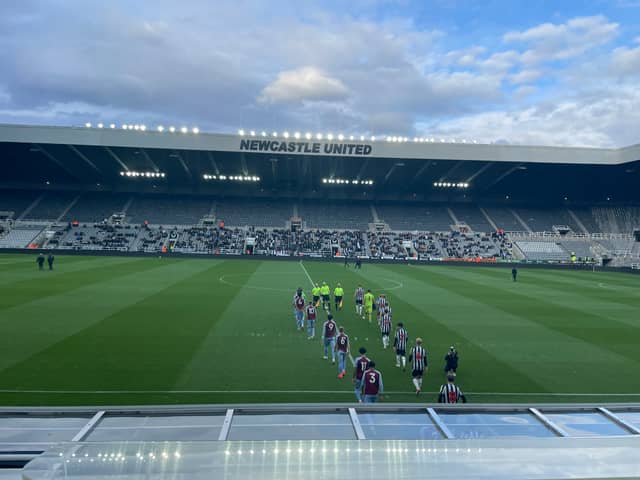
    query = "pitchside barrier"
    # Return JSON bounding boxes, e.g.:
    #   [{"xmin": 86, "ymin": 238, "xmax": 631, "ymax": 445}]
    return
[{"xmin": 3, "ymin": 402, "xmax": 640, "ymax": 479}]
